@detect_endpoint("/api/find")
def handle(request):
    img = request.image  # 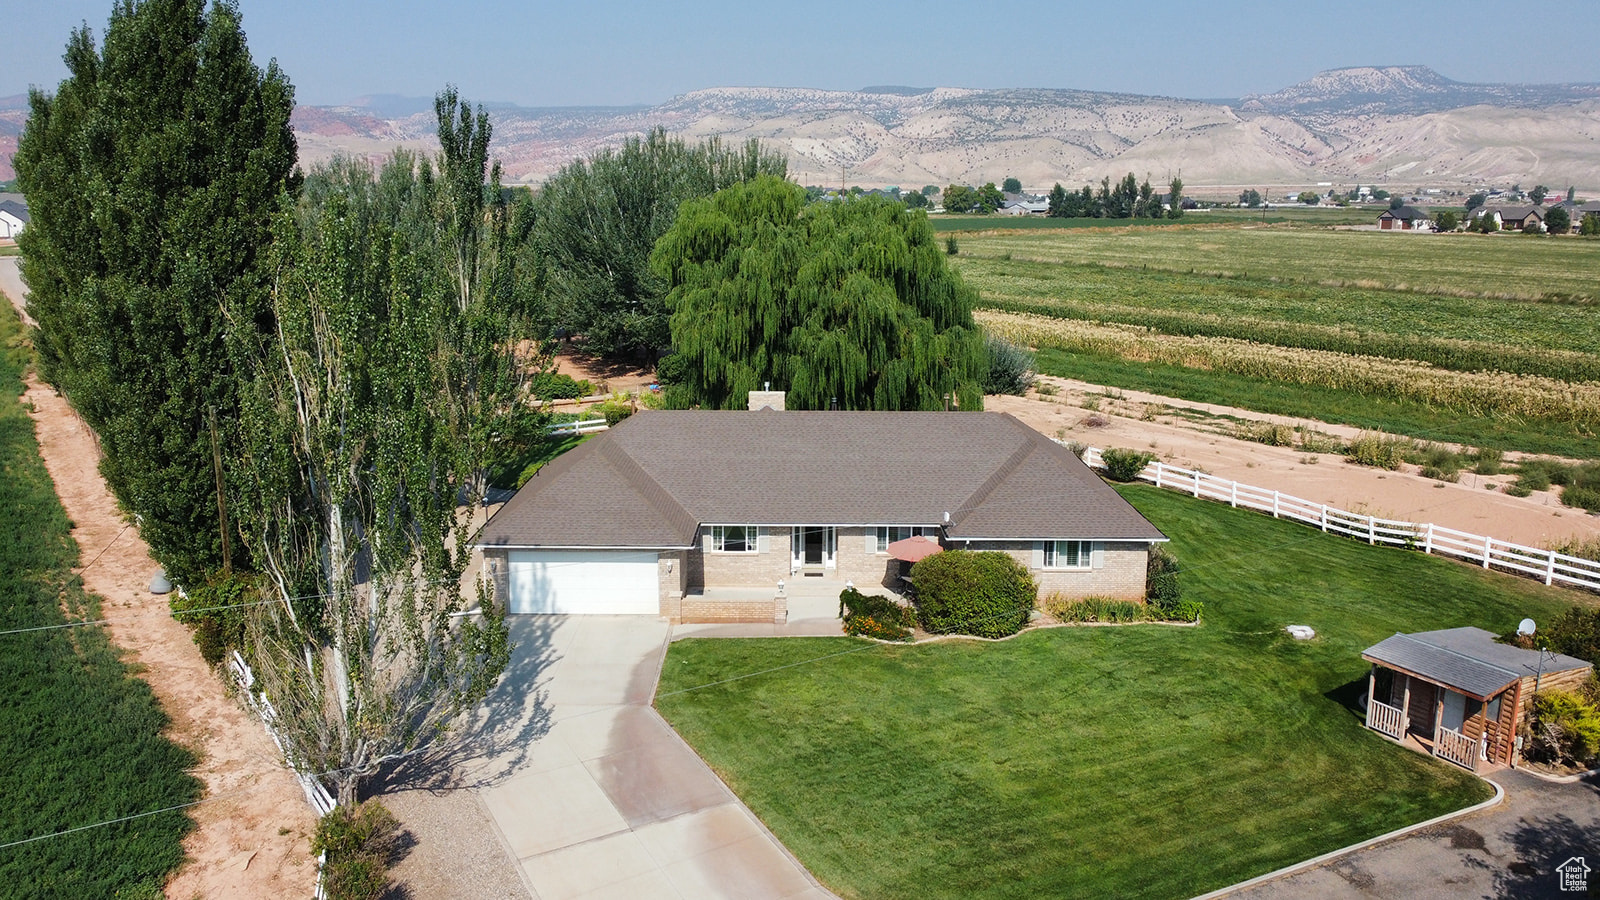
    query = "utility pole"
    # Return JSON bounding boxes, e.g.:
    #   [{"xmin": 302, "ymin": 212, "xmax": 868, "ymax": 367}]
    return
[{"xmin": 208, "ymin": 406, "xmax": 231, "ymax": 575}]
